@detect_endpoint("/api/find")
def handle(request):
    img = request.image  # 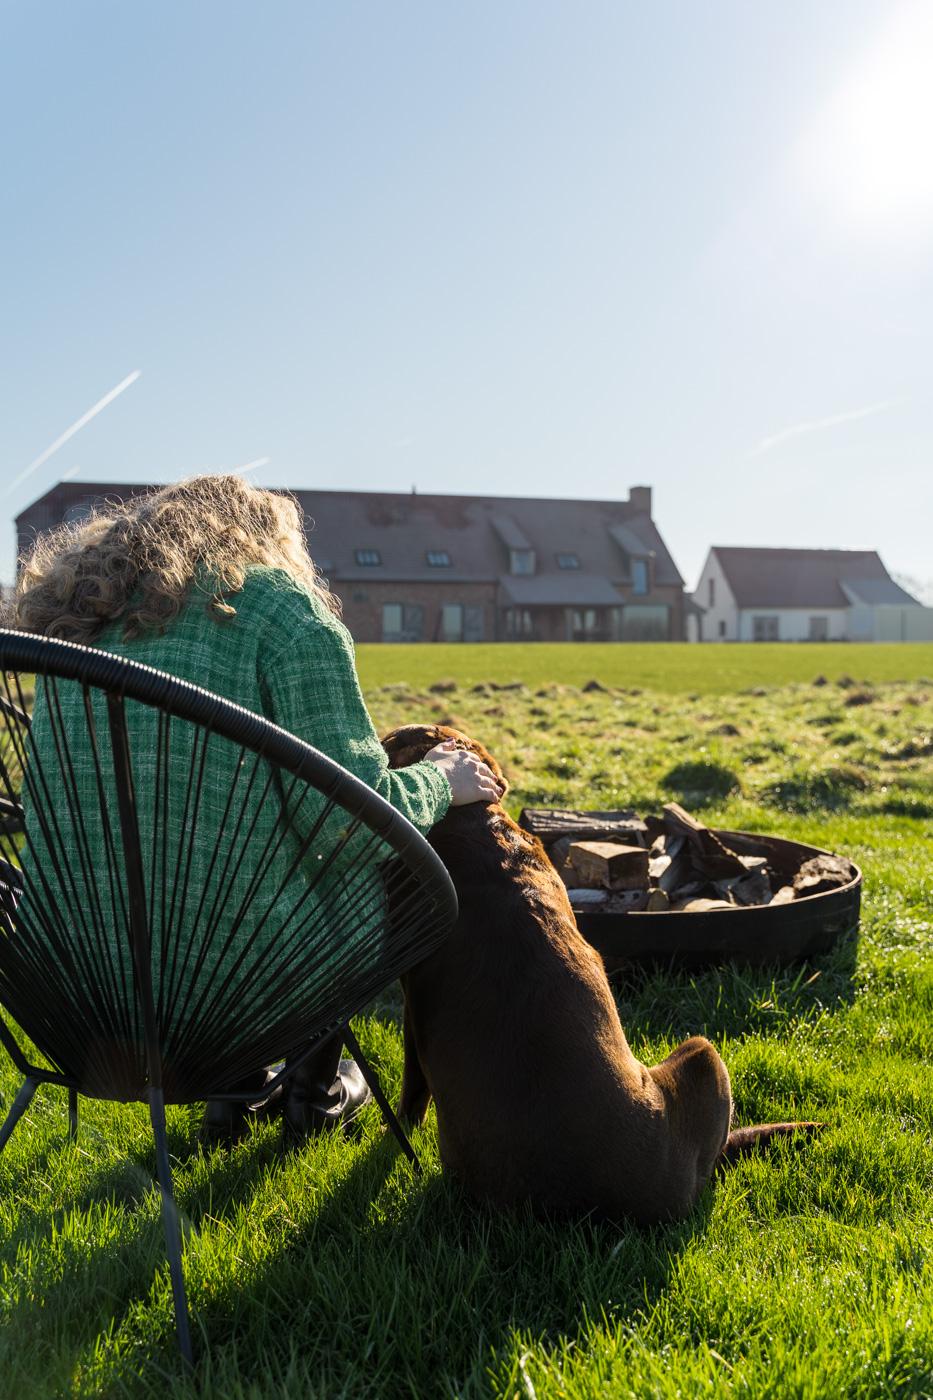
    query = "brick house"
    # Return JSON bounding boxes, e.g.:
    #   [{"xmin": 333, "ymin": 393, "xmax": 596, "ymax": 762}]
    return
[{"xmin": 16, "ymin": 481, "xmax": 688, "ymax": 643}]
